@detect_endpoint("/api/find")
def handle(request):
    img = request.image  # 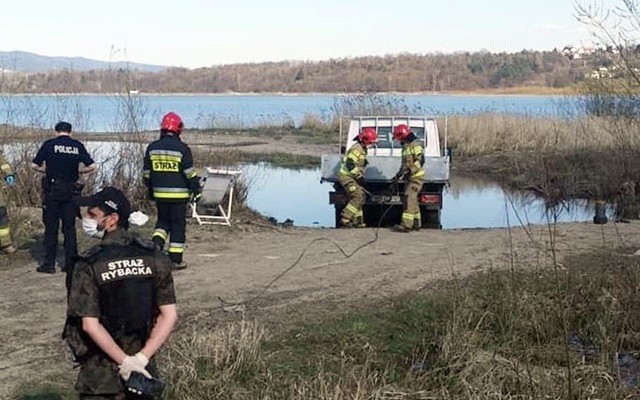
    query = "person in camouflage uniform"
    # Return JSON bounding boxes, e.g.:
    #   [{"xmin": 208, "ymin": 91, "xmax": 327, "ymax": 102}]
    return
[
  {"xmin": 392, "ymin": 124, "xmax": 425, "ymax": 232},
  {"xmin": 0, "ymin": 152, "xmax": 16, "ymax": 254},
  {"xmin": 66, "ymin": 187, "xmax": 177, "ymax": 399},
  {"xmin": 337, "ymin": 127, "xmax": 378, "ymax": 228}
]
